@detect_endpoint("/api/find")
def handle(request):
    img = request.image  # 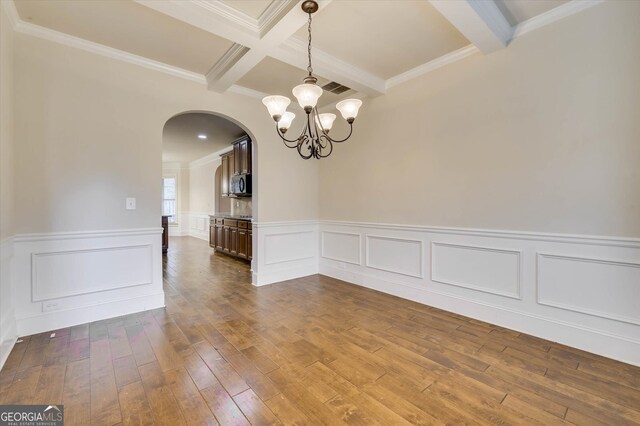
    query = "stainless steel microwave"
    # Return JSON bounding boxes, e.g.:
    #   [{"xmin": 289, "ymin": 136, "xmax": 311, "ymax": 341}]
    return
[{"xmin": 231, "ymin": 174, "xmax": 252, "ymax": 197}]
